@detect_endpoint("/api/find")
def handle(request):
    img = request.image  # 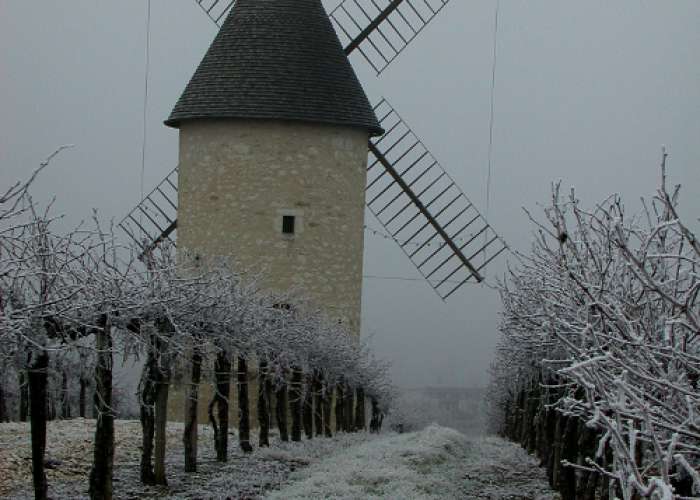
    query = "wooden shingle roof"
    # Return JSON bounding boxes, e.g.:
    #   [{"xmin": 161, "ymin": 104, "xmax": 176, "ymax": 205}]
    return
[{"xmin": 165, "ymin": 0, "xmax": 383, "ymax": 136}]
